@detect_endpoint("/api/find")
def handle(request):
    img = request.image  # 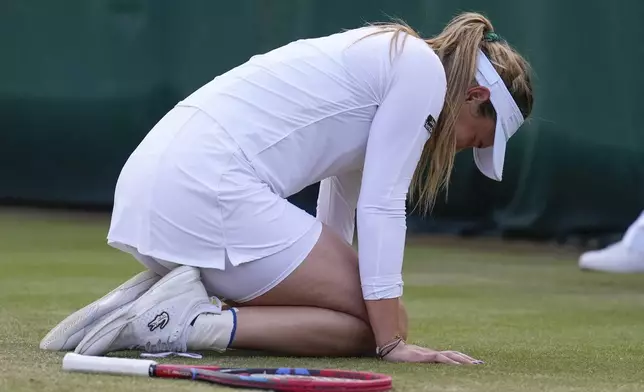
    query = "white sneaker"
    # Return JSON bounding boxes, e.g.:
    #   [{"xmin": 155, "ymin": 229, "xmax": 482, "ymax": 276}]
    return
[
  {"xmin": 40, "ymin": 270, "xmax": 160, "ymax": 351},
  {"xmin": 75, "ymin": 265, "xmax": 221, "ymax": 356},
  {"xmin": 579, "ymin": 241, "xmax": 644, "ymax": 273}
]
